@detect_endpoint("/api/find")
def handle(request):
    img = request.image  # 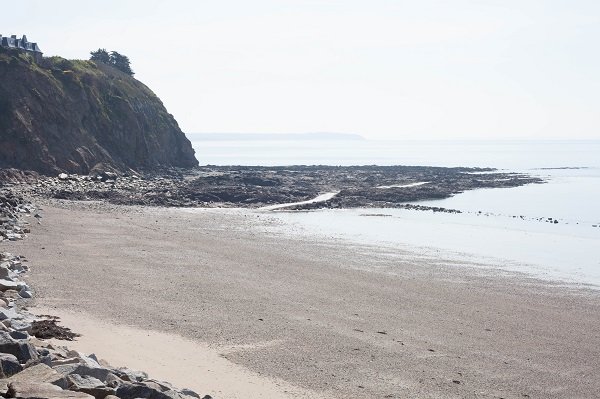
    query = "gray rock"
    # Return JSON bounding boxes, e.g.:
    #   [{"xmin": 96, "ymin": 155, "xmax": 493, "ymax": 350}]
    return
[
  {"xmin": 0, "ymin": 331, "xmax": 39, "ymax": 363},
  {"xmin": 113, "ymin": 368, "xmax": 148, "ymax": 382},
  {"xmin": 53, "ymin": 363, "xmax": 112, "ymax": 383},
  {"xmin": 104, "ymin": 373, "xmax": 123, "ymax": 389},
  {"xmin": 0, "ymin": 279, "xmax": 21, "ymax": 291},
  {"xmin": 116, "ymin": 382, "xmax": 184, "ymax": 399},
  {"xmin": 0, "ymin": 307, "xmax": 20, "ymax": 321},
  {"xmin": 10, "ymin": 319, "xmax": 32, "ymax": 332},
  {"xmin": 179, "ymin": 388, "xmax": 200, "ymax": 398},
  {"xmin": 67, "ymin": 374, "xmax": 116, "ymax": 399},
  {"xmin": 9, "ymin": 331, "xmax": 28, "ymax": 340},
  {"xmin": 4, "ymin": 363, "xmax": 68, "ymax": 389},
  {"xmin": 18, "ymin": 288, "xmax": 33, "ymax": 299},
  {"xmin": 0, "ymin": 354, "xmax": 22, "ymax": 378},
  {"xmin": 6, "ymin": 381, "xmax": 94, "ymax": 399}
]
